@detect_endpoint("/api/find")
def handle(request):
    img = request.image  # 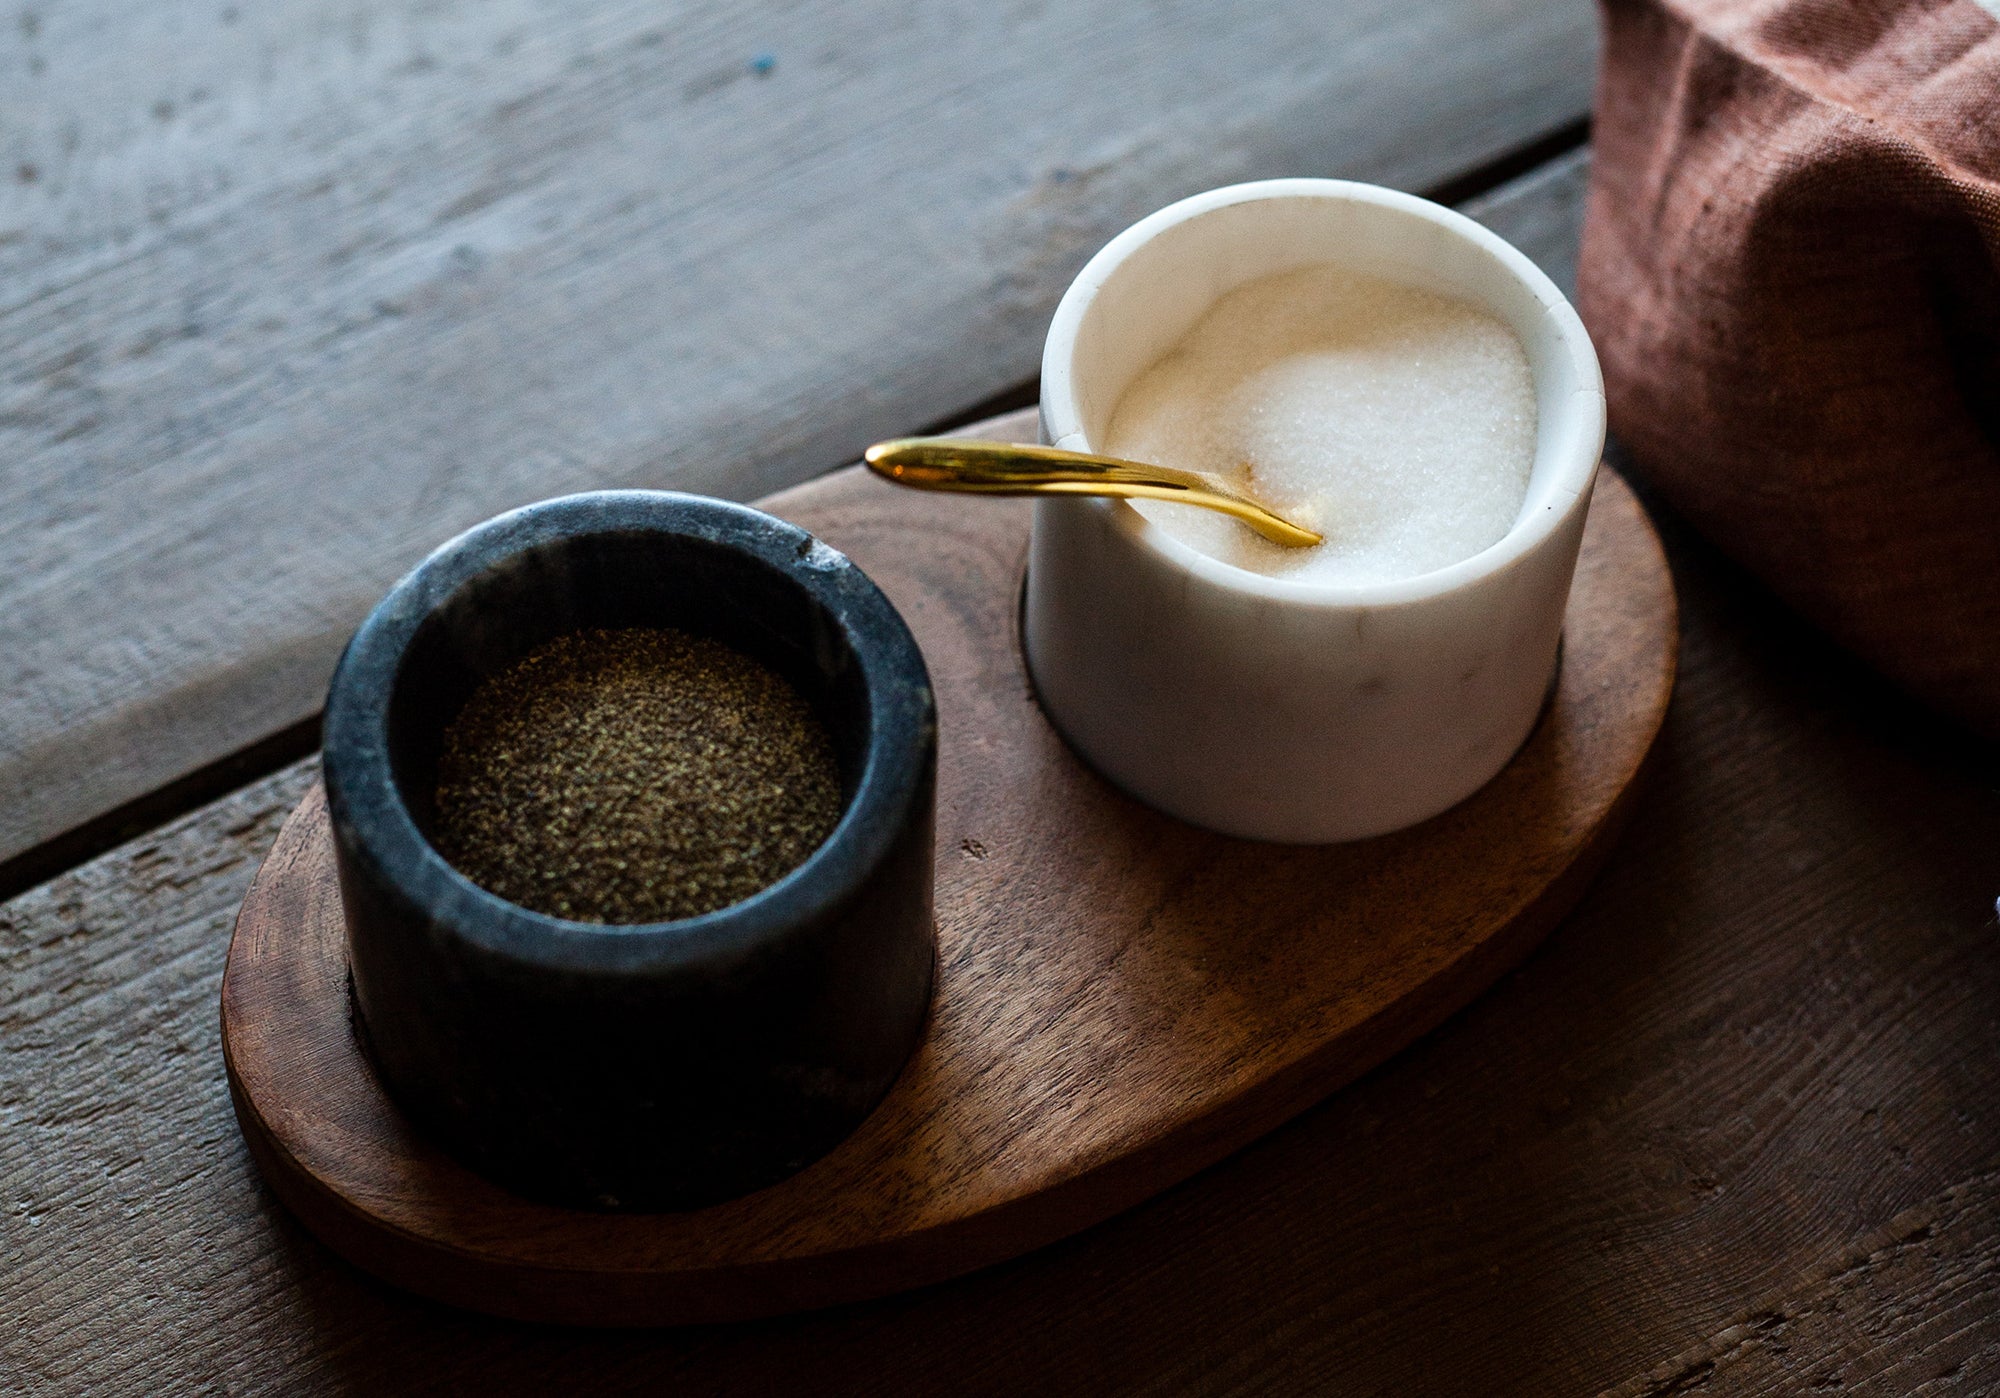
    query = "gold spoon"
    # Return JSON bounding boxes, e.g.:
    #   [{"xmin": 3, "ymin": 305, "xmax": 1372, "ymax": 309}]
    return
[{"xmin": 862, "ymin": 437, "xmax": 1323, "ymax": 548}]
